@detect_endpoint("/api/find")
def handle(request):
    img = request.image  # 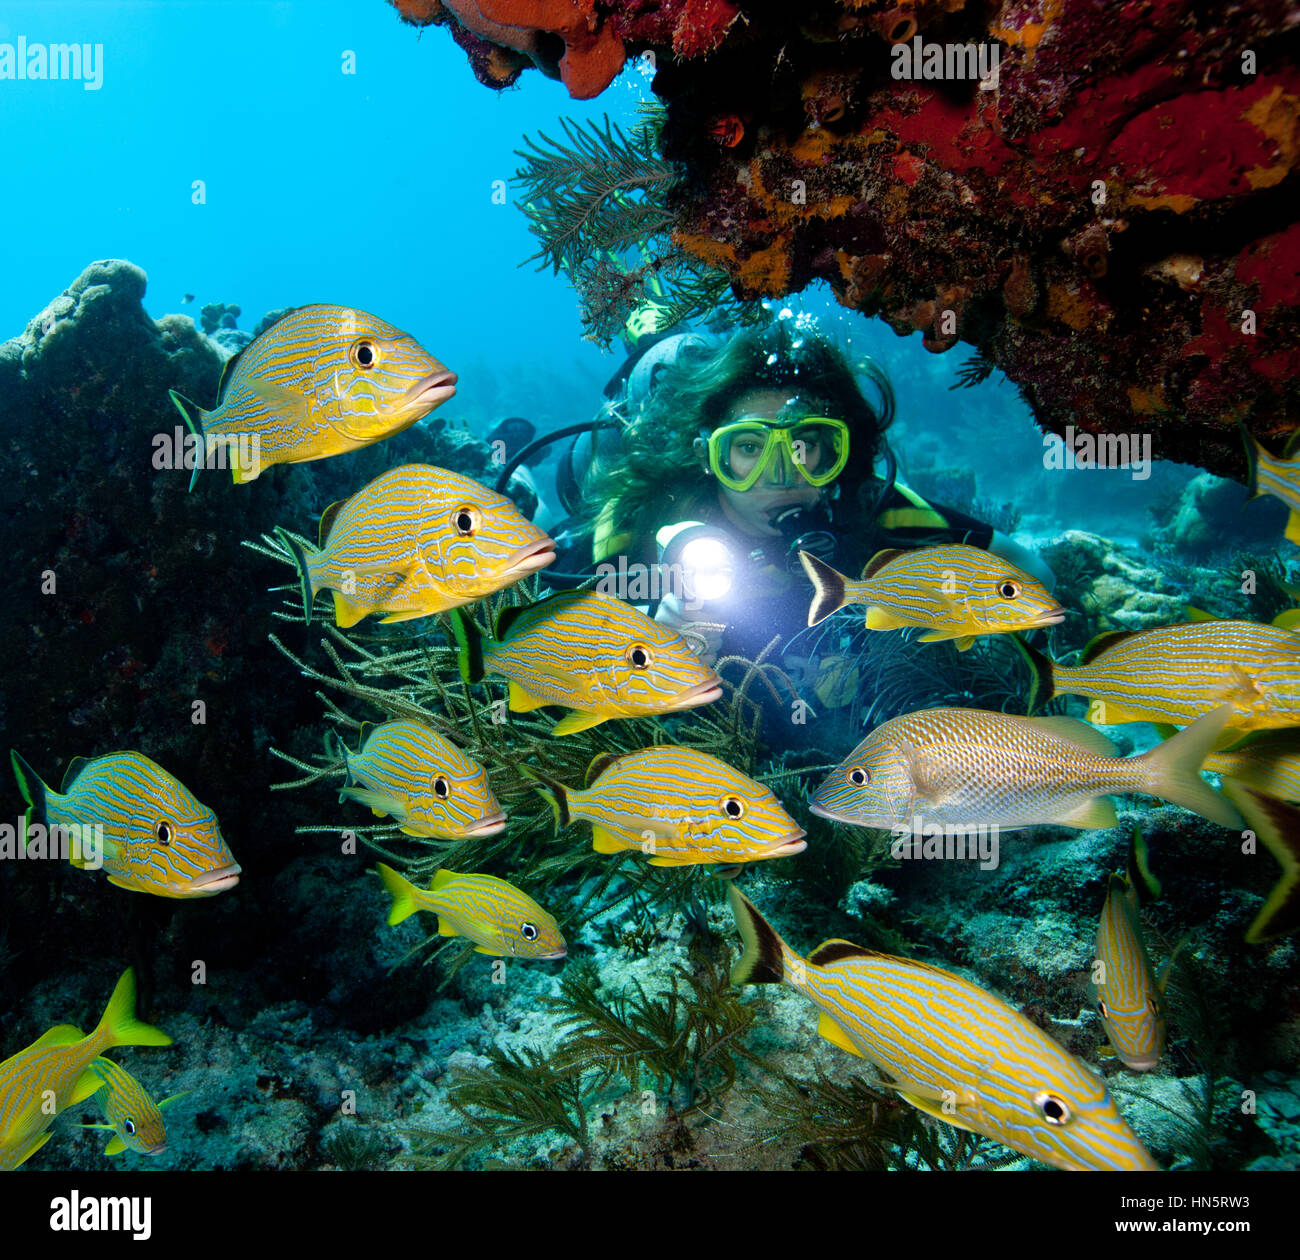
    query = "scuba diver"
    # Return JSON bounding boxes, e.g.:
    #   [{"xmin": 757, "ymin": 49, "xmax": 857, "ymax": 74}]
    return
[{"xmin": 578, "ymin": 320, "xmax": 1054, "ymax": 672}]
